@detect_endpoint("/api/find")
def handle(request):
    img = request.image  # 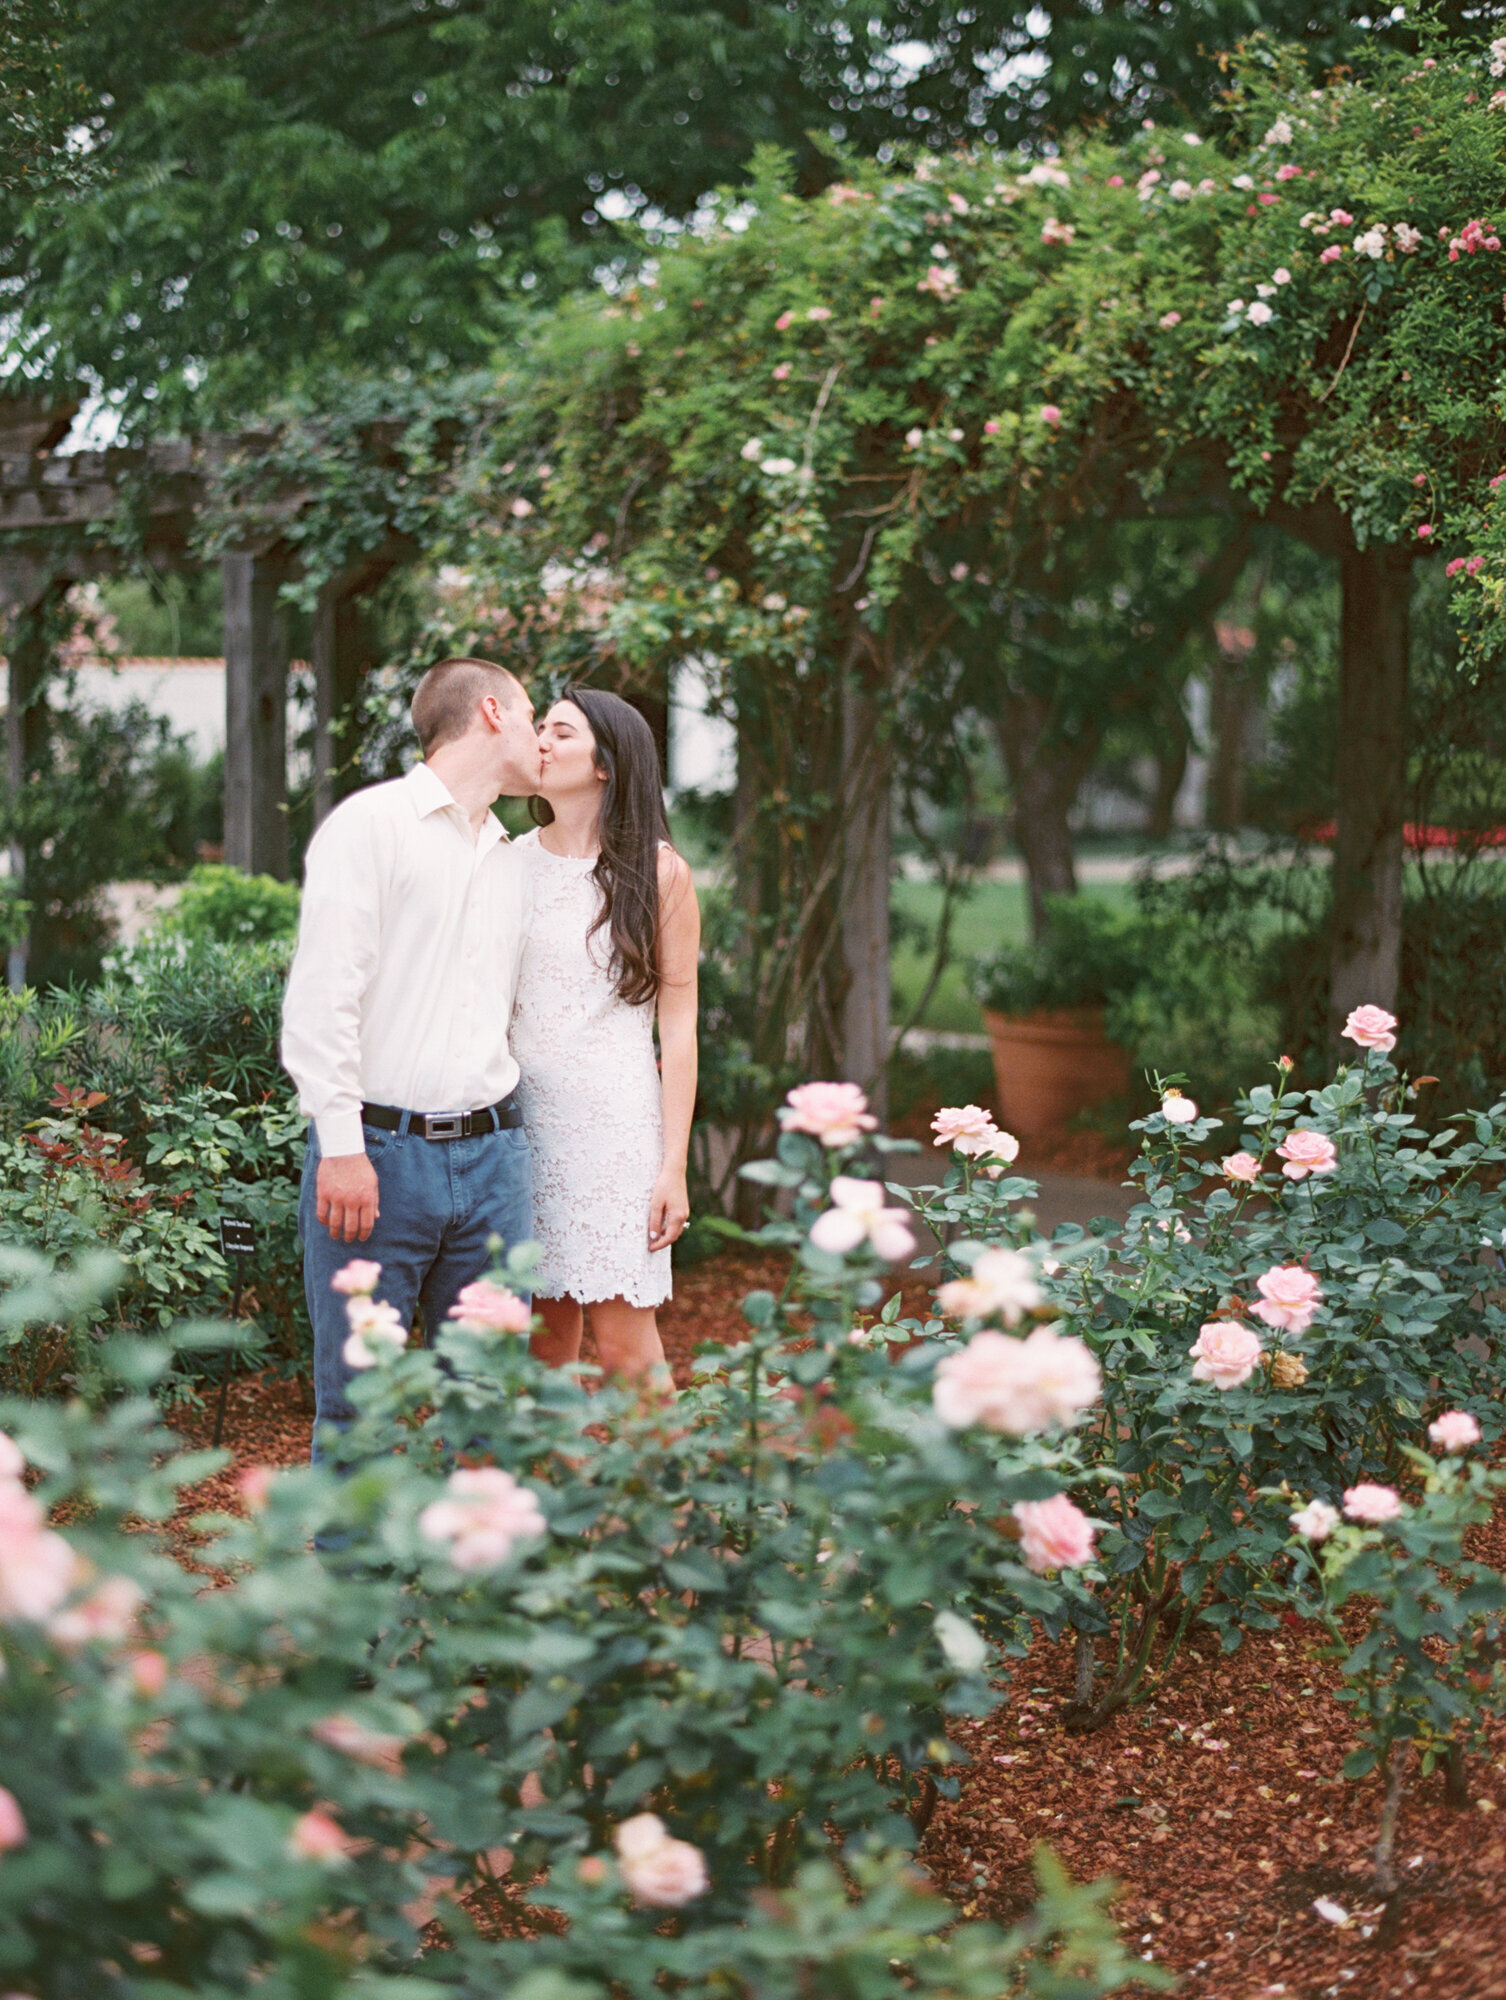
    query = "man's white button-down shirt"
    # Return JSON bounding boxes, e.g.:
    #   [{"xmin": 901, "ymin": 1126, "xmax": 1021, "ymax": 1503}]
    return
[{"xmin": 281, "ymin": 764, "xmax": 532, "ymax": 1157}]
